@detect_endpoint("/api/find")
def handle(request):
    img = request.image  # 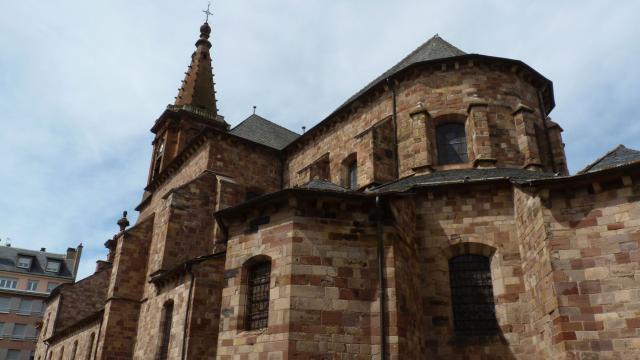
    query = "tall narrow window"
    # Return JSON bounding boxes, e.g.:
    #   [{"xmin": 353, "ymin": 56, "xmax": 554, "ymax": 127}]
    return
[
  {"xmin": 449, "ymin": 255, "xmax": 498, "ymax": 336},
  {"xmin": 58, "ymin": 346, "xmax": 64, "ymax": 360},
  {"xmin": 153, "ymin": 139, "xmax": 165, "ymax": 179},
  {"xmin": 157, "ymin": 301, "xmax": 174, "ymax": 360},
  {"xmin": 85, "ymin": 332, "xmax": 95, "ymax": 360},
  {"xmin": 246, "ymin": 262, "xmax": 271, "ymax": 330},
  {"xmin": 70, "ymin": 340, "xmax": 78, "ymax": 359},
  {"xmin": 437, "ymin": 123, "xmax": 468, "ymax": 165},
  {"xmin": 348, "ymin": 160, "xmax": 358, "ymax": 190}
]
